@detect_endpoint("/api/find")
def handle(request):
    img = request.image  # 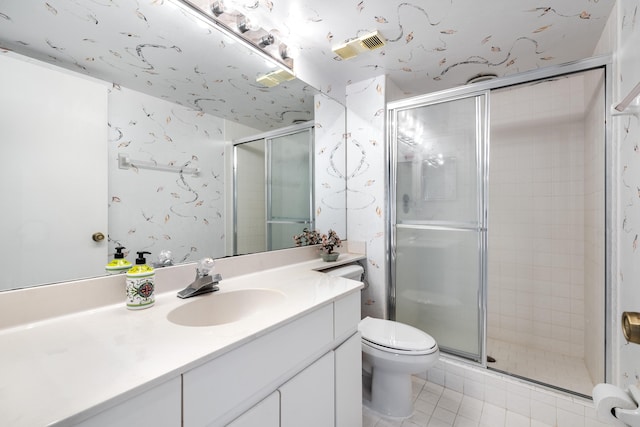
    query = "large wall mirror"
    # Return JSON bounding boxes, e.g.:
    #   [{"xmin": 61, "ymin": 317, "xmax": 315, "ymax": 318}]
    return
[{"xmin": 0, "ymin": 1, "xmax": 346, "ymax": 291}]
